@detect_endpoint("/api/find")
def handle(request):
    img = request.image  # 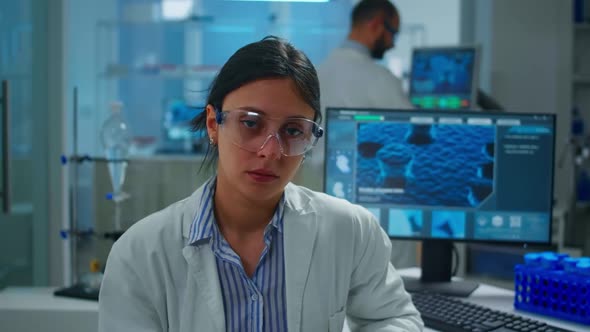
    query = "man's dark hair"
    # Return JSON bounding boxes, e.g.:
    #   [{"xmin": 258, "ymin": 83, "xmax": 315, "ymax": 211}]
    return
[
  {"xmin": 351, "ymin": 0, "xmax": 399, "ymax": 27},
  {"xmin": 191, "ymin": 36, "xmax": 321, "ymax": 171}
]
